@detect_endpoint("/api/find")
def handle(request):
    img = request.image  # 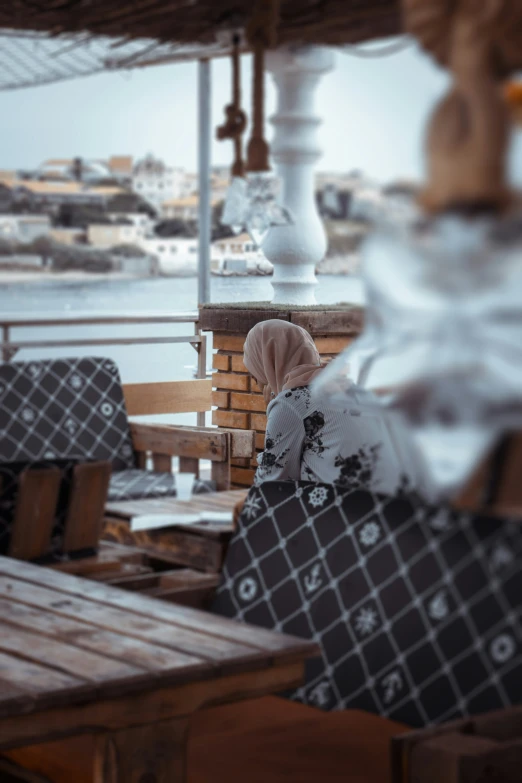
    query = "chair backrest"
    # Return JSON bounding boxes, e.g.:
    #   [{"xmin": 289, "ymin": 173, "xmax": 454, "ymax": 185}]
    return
[
  {"xmin": 213, "ymin": 480, "xmax": 522, "ymax": 728},
  {"xmin": 0, "ymin": 459, "xmax": 111, "ymax": 560},
  {"xmin": 122, "ymin": 379, "xmax": 212, "ymax": 416},
  {"xmin": 0, "ymin": 357, "xmax": 135, "ymax": 470}
]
